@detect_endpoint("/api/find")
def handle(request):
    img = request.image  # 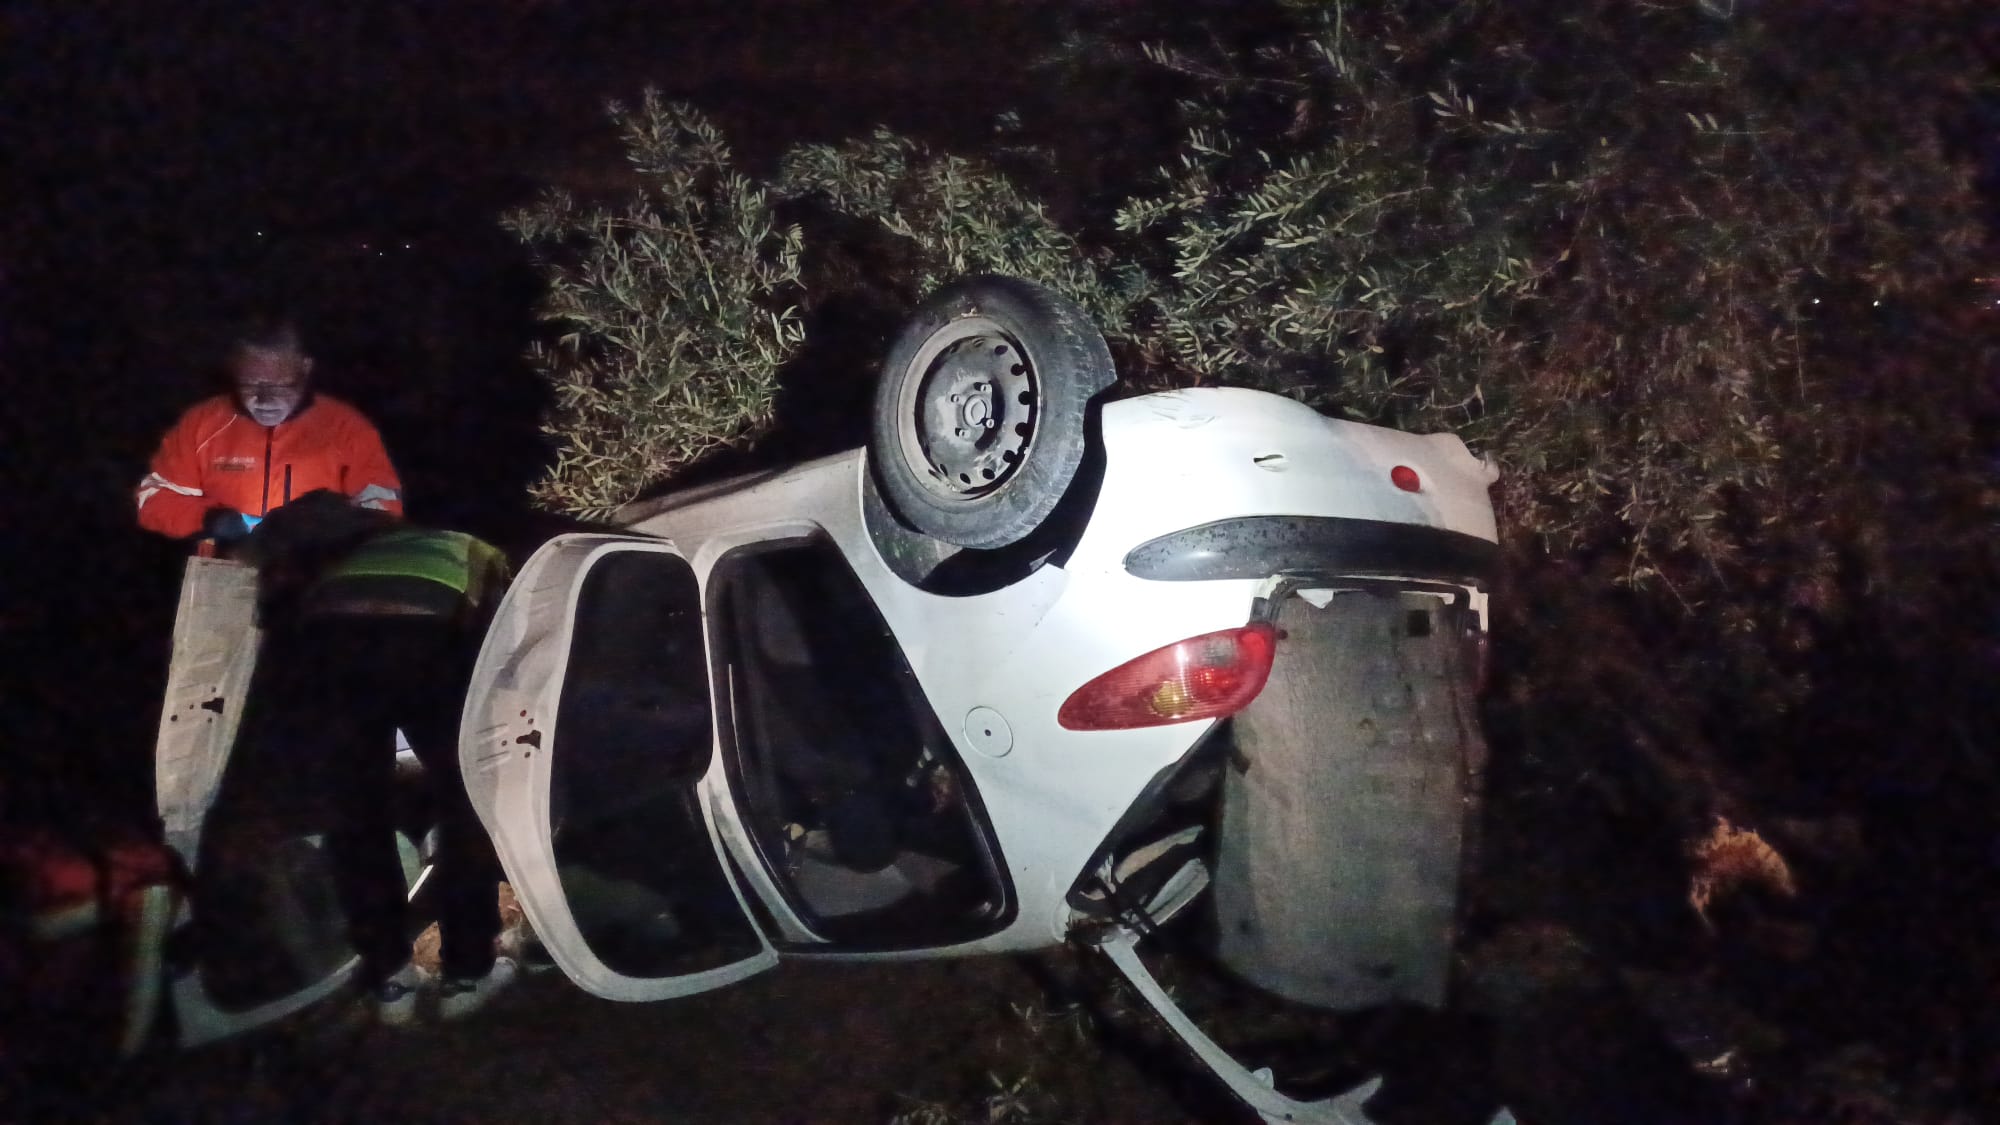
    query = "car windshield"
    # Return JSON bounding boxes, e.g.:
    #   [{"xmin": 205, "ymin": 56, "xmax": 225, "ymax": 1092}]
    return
[{"xmin": 549, "ymin": 549, "xmax": 760, "ymax": 977}]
